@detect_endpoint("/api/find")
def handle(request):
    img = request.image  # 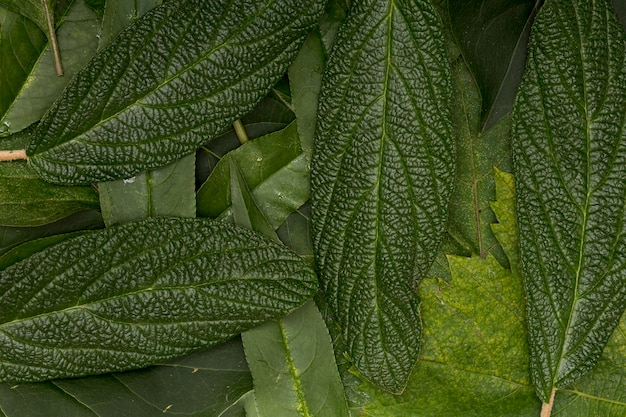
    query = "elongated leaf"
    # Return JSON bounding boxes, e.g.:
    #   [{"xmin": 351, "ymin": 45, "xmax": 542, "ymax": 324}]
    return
[
  {"xmin": 0, "ymin": 0, "xmax": 100, "ymax": 135},
  {"xmin": 197, "ymin": 122, "xmax": 309, "ymax": 230},
  {"xmin": 97, "ymin": 0, "xmax": 161, "ymax": 49},
  {"xmin": 0, "ymin": 338, "xmax": 253, "ymax": 417},
  {"xmin": 310, "ymin": 0, "xmax": 454, "ymax": 393},
  {"xmin": 0, "ymin": 217, "xmax": 317, "ymax": 382},
  {"xmin": 26, "ymin": 0, "xmax": 326, "ymax": 185},
  {"xmin": 0, "ymin": 161, "xmax": 99, "ymax": 226},
  {"xmin": 512, "ymin": 0, "xmax": 626, "ymax": 403},
  {"xmin": 242, "ymin": 301, "xmax": 350, "ymax": 417}
]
